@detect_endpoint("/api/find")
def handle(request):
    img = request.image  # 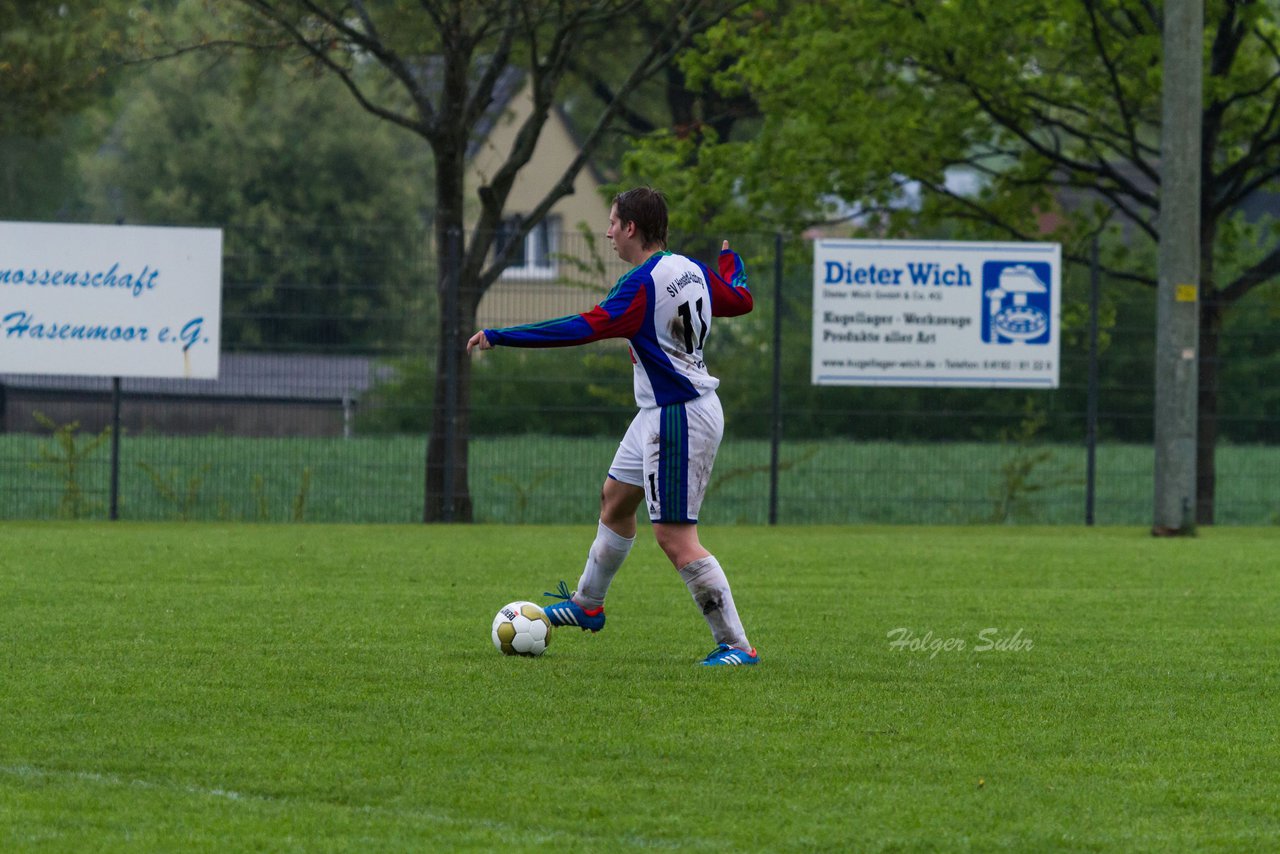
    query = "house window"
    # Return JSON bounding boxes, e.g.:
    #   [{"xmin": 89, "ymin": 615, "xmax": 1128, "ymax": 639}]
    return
[{"xmin": 496, "ymin": 215, "xmax": 559, "ymax": 279}]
